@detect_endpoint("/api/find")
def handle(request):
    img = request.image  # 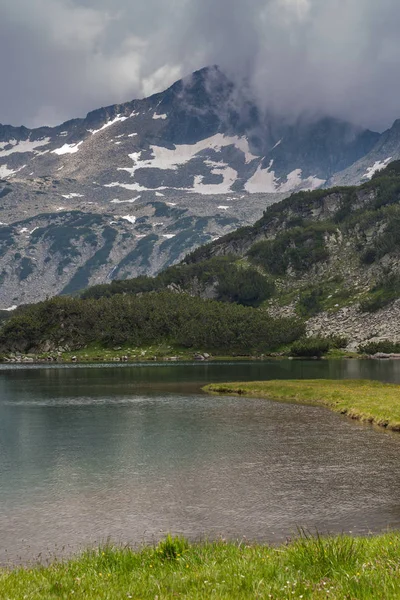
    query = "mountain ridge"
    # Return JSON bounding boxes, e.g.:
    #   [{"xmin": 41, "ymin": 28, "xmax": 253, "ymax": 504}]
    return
[{"xmin": 1, "ymin": 66, "xmax": 400, "ymax": 307}]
